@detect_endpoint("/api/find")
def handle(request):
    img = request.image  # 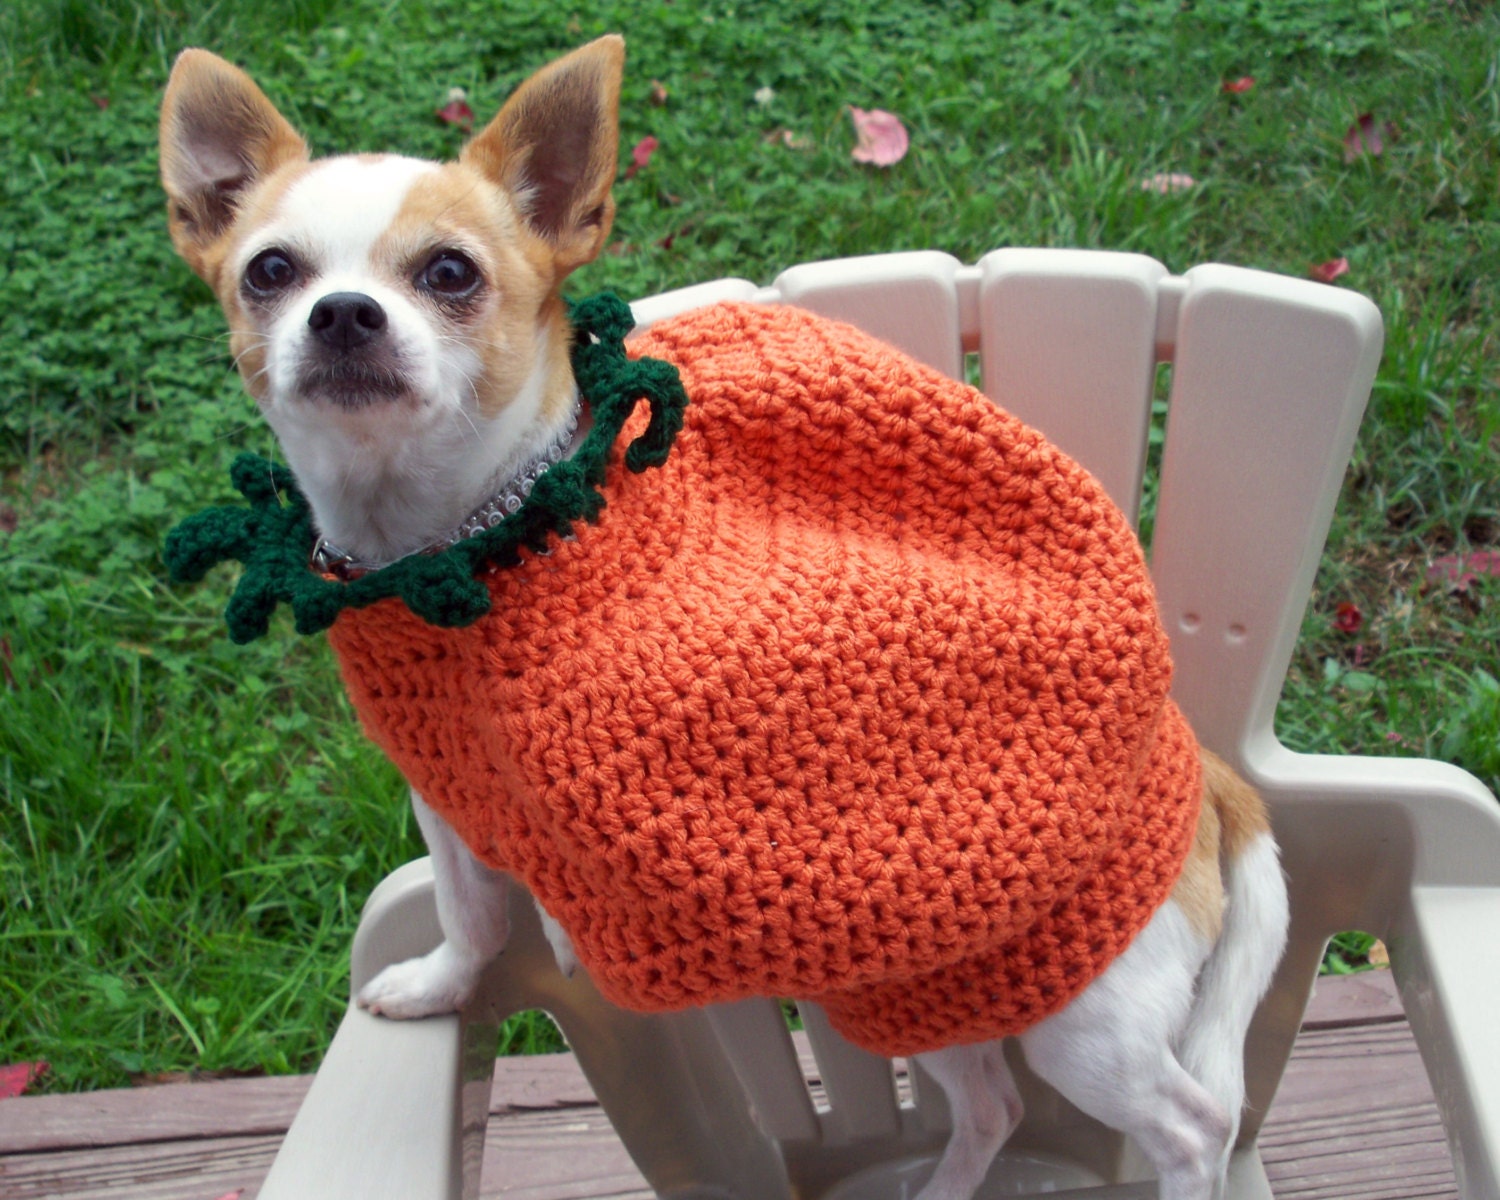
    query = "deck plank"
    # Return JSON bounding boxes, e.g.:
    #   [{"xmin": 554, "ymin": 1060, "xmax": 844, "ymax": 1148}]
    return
[
  {"xmin": 0, "ymin": 1076, "xmax": 313, "ymax": 1155},
  {"xmin": 0, "ymin": 1133, "xmax": 282, "ymax": 1200},
  {"xmin": 1260, "ymin": 974, "xmax": 1455, "ymax": 1200},
  {"xmin": 0, "ymin": 972, "xmax": 1458, "ymax": 1200}
]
